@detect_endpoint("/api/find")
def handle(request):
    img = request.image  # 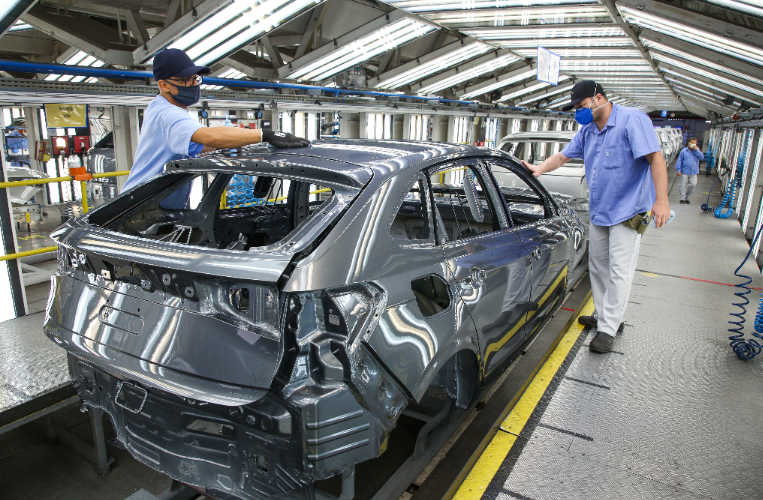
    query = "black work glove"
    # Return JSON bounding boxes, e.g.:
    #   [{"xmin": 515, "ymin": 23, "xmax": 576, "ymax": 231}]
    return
[{"xmin": 262, "ymin": 129, "xmax": 310, "ymax": 148}]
